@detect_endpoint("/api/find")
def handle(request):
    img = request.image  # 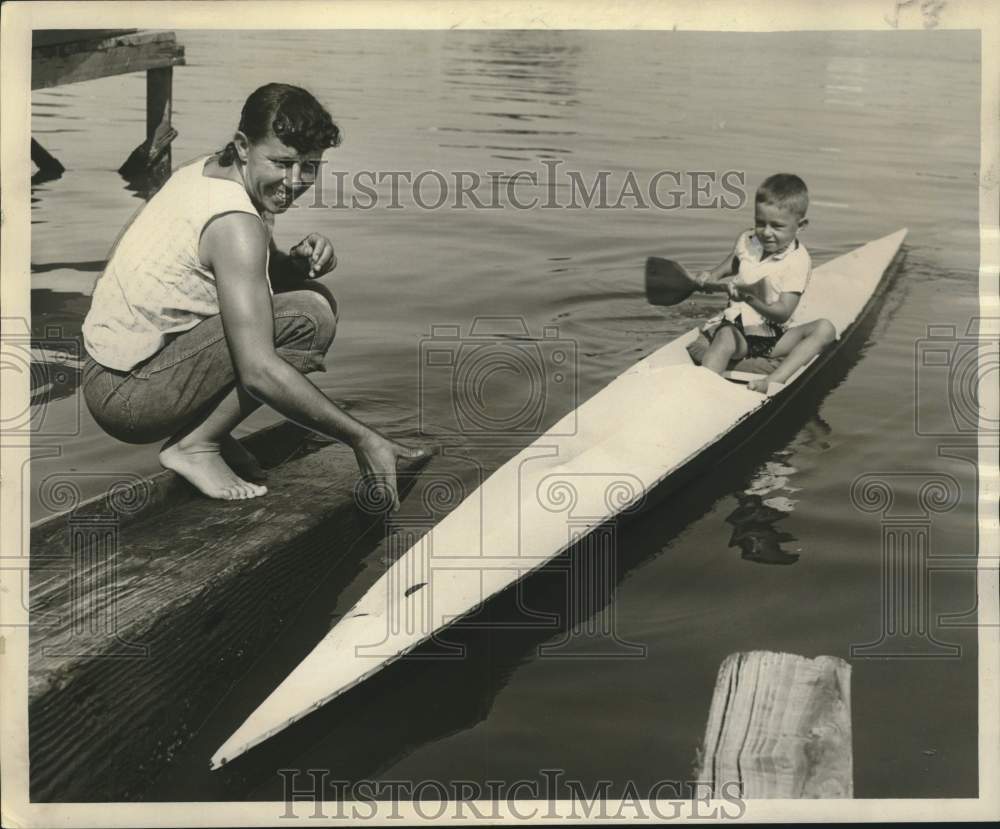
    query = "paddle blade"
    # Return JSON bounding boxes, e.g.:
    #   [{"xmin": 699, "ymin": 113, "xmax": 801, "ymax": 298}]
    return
[{"xmin": 645, "ymin": 257, "xmax": 697, "ymax": 306}]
